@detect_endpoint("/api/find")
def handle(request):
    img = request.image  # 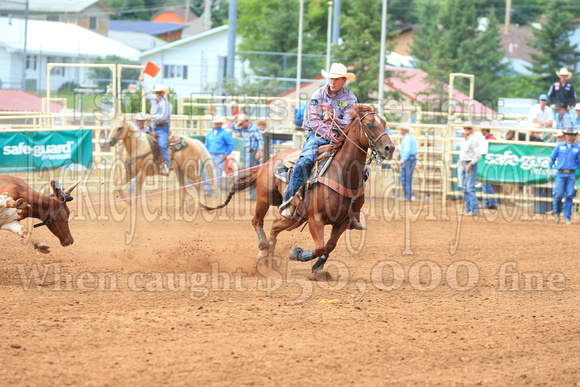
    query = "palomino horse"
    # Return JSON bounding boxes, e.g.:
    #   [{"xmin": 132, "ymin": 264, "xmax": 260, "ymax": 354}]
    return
[
  {"xmin": 107, "ymin": 116, "xmax": 216, "ymax": 204},
  {"xmin": 202, "ymin": 105, "xmax": 395, "ymax": 277}
]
